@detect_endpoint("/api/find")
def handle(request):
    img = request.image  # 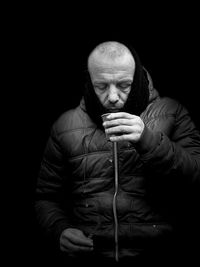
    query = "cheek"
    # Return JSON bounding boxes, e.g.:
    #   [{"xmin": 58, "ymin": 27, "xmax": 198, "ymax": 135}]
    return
[
  {"xmin": 120, "ymin": 91, "xmax": 130, "ymax": 103},
  {"xmin": 94, "ymin": 91, "xmax": 107, "ymax": 104}
]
